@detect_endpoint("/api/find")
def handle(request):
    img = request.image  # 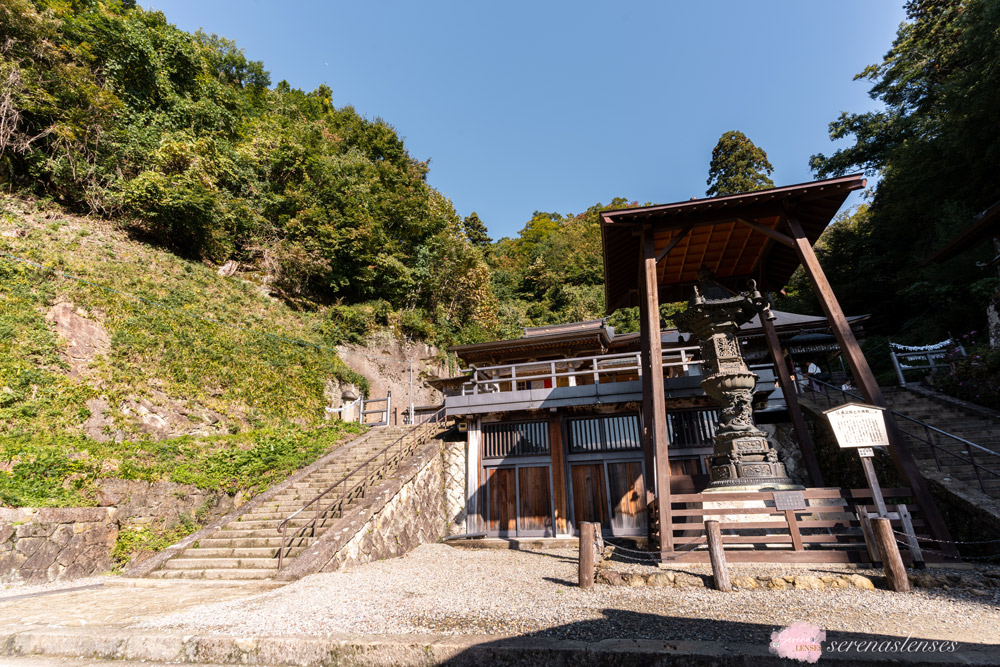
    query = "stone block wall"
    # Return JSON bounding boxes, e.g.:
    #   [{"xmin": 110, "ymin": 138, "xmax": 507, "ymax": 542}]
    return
[
  {"xmin": 441, "ymin": 440, "xmax": 467, "ymax": 535},
  {"xmin": 318, "ymin": 439, "xmax": 448, "ymax": 572},
  {"xmin": 0, "ymin": 507, "xmax": 118, "ymax": 584},
  {"xmin": 759, "ymin": 421, "xmax": 808, "ymax": 486}
]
